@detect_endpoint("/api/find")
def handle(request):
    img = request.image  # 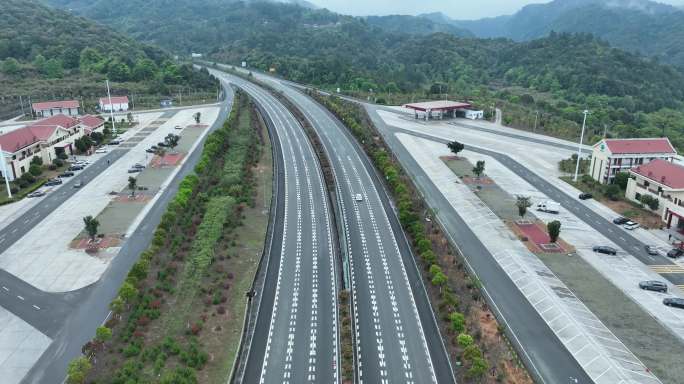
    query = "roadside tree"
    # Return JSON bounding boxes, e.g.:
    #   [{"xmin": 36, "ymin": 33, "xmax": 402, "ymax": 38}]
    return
[
  {"xmin": 472, "ymin": 160, "xmax": 485, "ymax": 179},
  {"xmin": 447, "ymin": 140, "xmax": 464, "ymax": 156},
  {"xmin": 95, "ymin": 326, "xmax": 112, "ymax": 344},
  {"xmin": 83, "ymin": 215, "xmax": 99, "ymax": 242},
  {"xmin": 66, "ymin": 357, "xmax": 91, "ymax": 384},
  {"xmin": 515, "ymin": 195, "xmax": 532, "ymax": 218},
  {"xmin": 165, "ymin": 133, "xmax": 180, "ymax": 152},
  {"xmin": 128, "ymin": 176, "xmax": 137, "ymax": 197},
  {"xmin": 194, "ymin": 112, "xmax": 201, "ymax": 124},
  {"xmin": 547, "ymin": 220, "xmax": 561, "ymax": 243}
]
